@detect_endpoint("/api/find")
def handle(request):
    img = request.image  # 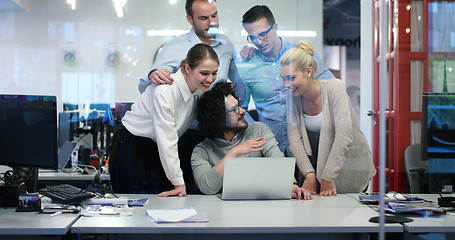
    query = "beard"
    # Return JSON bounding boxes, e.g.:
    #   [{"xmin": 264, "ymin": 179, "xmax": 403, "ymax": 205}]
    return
[
  {"xmin": 224, "ymin": 122, "xmax": 248, "ymax": 132},
  {"xmin": 192, "ymin": 19, "xmax": 218, "ymax": 40}
]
